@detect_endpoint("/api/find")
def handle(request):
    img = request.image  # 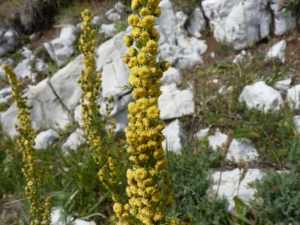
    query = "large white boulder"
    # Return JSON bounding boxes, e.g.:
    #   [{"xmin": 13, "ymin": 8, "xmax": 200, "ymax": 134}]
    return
[
  {"xmin": 162, "ymin": 119, "xmax": 184, "ymax": 154},
  {"xmin": 96, "ymin": 31, "xmax": 129, "ymax": 98},
  {"xmin": 159, "ymin": 84, "xmax": 194, "ymax": 120},
  {"xmin": 49, "ymin": 54, "xmax": 84, "ymax": 111},
  {"xmin": 1, "ymin": 79, "xmax": 72, "ymax": 138},
  {"xmin": 239, "ymin": 81, "xmax": 284, "ymax": 112},
  {"xmin": 270, "ymin": 0, "xmax": 298, "ymax": 36},
  {"xmin": 157, "ymin": 0, "xmax": 177, "ymax": 45},
  {"xmin": 202, "ymin": 0, "xmax": 271, "ymax": 50},
  {"xmin": 1, "ymin": 54, "xmax": 84, "ymax": 138},
  {"xmin": 211, "ymin": 168, "xmax": 262, "ymax": 211}
]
